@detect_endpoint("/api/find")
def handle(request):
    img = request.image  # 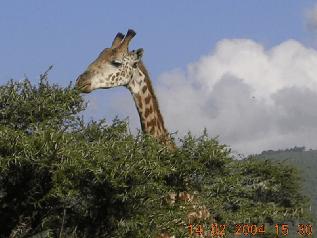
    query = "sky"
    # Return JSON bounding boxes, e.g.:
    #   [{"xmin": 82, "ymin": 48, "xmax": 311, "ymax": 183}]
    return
[{"xmin": 1, "ymin": 0, "xmax": 317, "ymax": 155}]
